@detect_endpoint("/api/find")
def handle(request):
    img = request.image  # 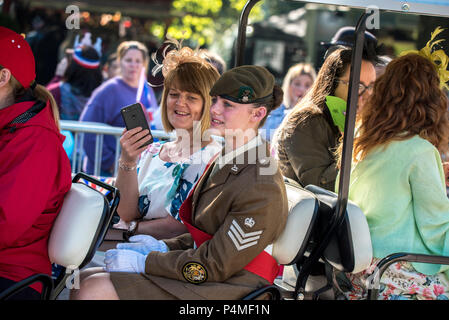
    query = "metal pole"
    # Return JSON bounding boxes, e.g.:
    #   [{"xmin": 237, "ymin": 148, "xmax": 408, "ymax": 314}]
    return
[
  {"xmin": 235, "ymin": 0, "xmax": 261, "ymax": 67},
  {"xmin": 94, "ymin": 134, "xmax": 103, "ymax": 176},
  {"xmin": 114, "ymin": 137, "xmax": 121, "ymax": 177},
  {"xmin": 78, "ymin": 133, "xmax": 85, "ymax": 173},
  {"xmin": 294, "ymin": 12, "xmax": 369, "ymax": 300},
  {"xmin": 72, "ymin": 132, "xmax": 79, "ymax": 174}
]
